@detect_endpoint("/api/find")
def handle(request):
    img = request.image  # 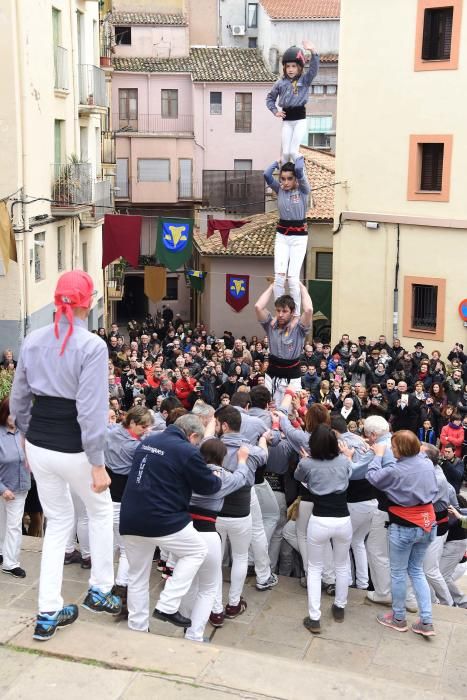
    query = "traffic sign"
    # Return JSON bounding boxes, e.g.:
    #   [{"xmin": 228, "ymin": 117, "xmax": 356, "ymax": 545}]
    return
[{"xmin": 458, "ymin": 299, "xmax": 467, "ymax": 321}]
